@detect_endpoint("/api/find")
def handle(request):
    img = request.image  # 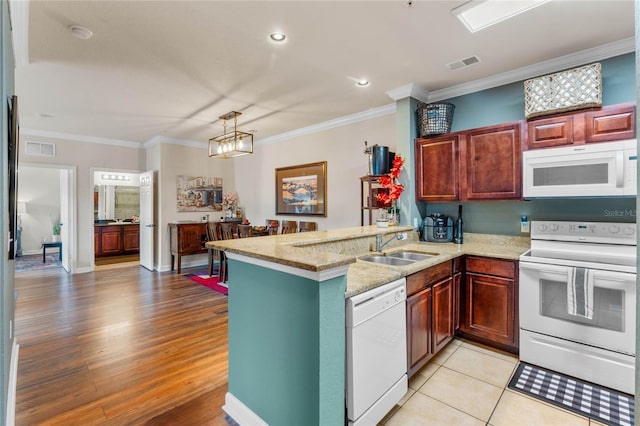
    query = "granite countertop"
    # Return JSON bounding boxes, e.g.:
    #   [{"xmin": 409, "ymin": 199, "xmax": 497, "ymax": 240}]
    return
[
  {"xmin": 94, "ymin": 222, "xmax": 139, "ymax": 226},
  {"xmin": 207, "ymin": 225, "xmax": 415, "ymax": 271},
  {"xmin": 345, "ymin": 234, "xmax": 530, "ymax": 297},
  {"xmin": 208, "ymin": 225, "xmax": 530, "ymax": 298}
]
